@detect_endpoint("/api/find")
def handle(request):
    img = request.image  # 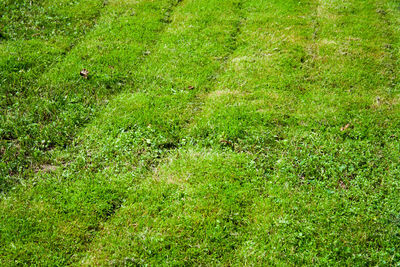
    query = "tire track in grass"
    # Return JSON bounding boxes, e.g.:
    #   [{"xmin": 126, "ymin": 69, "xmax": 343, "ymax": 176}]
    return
[
  {"xmin": 0, "ymin": 0, "xmax": 243, "ymax": 265},
  {"xmin": 0, "ymin": 0, "xmax": 182, "ymax": 193}
]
